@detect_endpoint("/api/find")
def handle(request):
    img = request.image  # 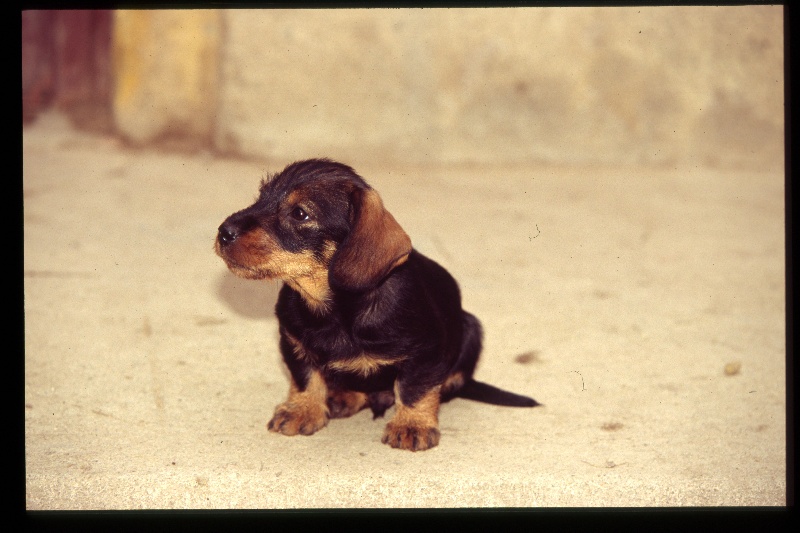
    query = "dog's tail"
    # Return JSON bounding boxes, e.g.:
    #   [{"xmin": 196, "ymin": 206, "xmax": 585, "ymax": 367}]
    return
[{"xmin": 454, "ymin": 378, "xmax": 540, "ymax": 407}]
